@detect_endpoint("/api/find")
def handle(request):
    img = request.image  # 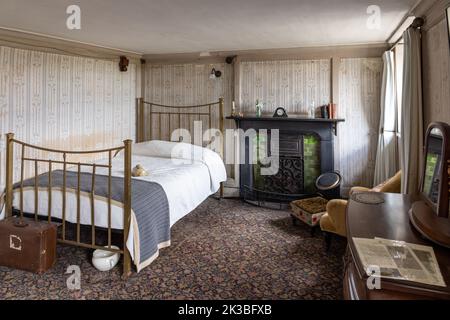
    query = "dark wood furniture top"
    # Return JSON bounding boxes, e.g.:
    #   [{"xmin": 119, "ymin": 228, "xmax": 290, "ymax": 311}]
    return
[
  {"xmin": 344, "ymin": 192, "xmax": 450, "ymax": 300},
  {"xmin": 226, "ymin": 116, "xmax": 345, "ymax": 123}
]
